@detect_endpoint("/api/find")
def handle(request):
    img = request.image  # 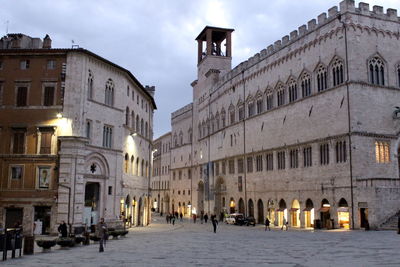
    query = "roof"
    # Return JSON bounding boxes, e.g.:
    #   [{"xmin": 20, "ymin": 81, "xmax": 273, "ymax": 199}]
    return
[
  {"xmin": 0, "ymin": 48, "xmax": 157, "ymax": 109},
  {"xmin": 195, "ymin": 26, "xmax": 234, "ymax": 41}
]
